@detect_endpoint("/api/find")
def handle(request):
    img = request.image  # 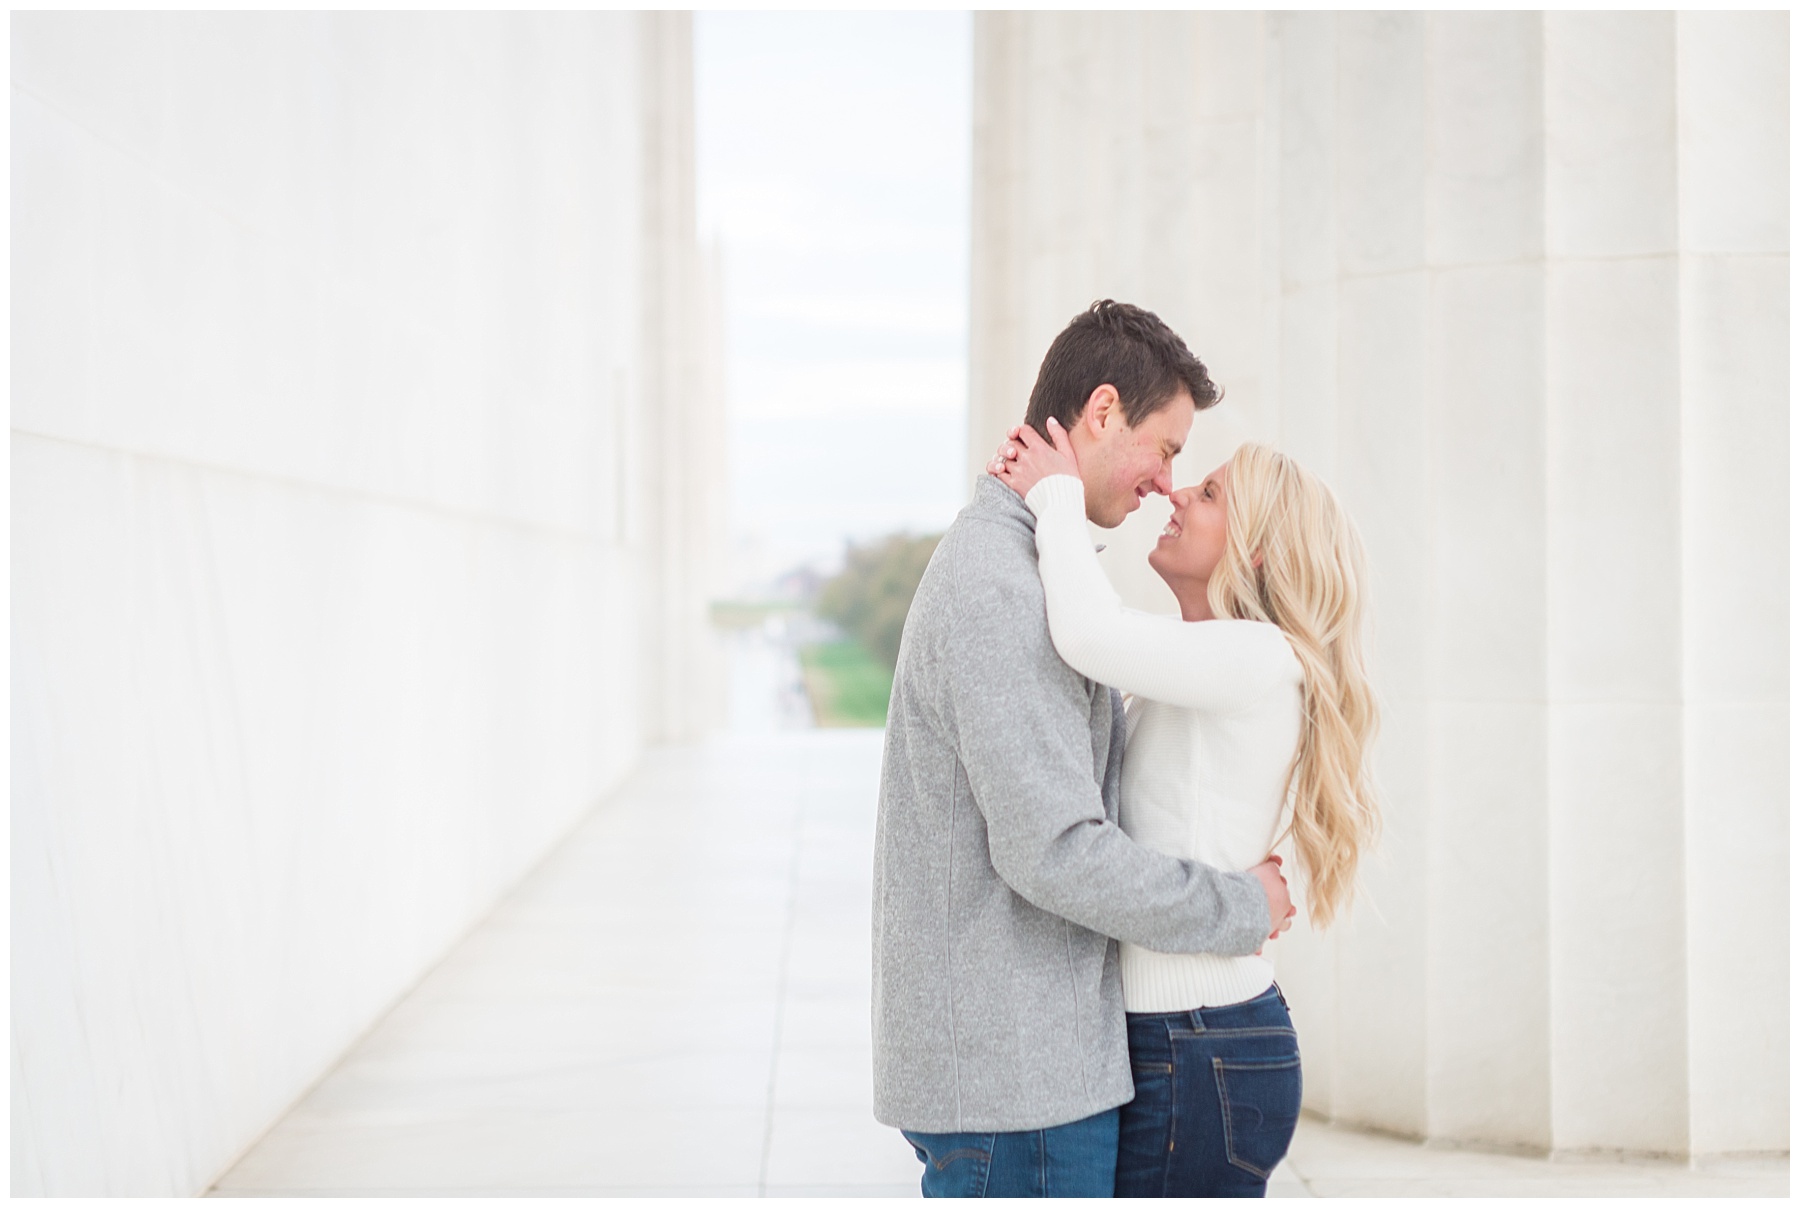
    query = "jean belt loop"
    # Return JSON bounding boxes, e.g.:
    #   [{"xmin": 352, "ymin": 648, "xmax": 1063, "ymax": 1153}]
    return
[
  {"xmin": 1187, "ymin": 1006, "xmax": 1207, "ymax": 1032},
  {"xmin": 1162, "ymin": 1011, "xmax": 1189, "ymax": 1043}
]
